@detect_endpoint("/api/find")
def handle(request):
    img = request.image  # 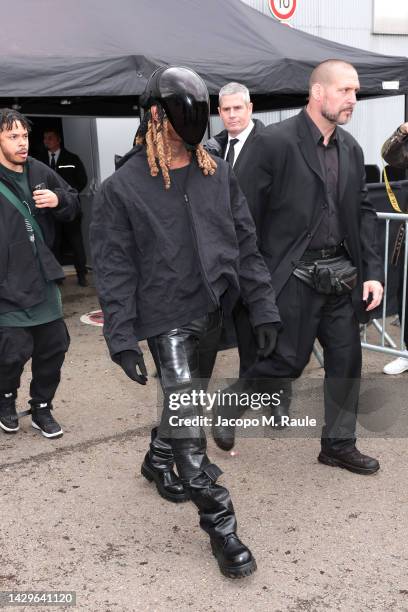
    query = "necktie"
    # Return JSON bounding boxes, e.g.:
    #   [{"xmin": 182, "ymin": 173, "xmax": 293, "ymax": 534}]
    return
[
  {"xmin": 226, "ymin": 138, "xmax": 239, "ymax": 166},
  {"xmin": 50, "ymin": 153, "xmax": 56, "ymax": 170}
]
